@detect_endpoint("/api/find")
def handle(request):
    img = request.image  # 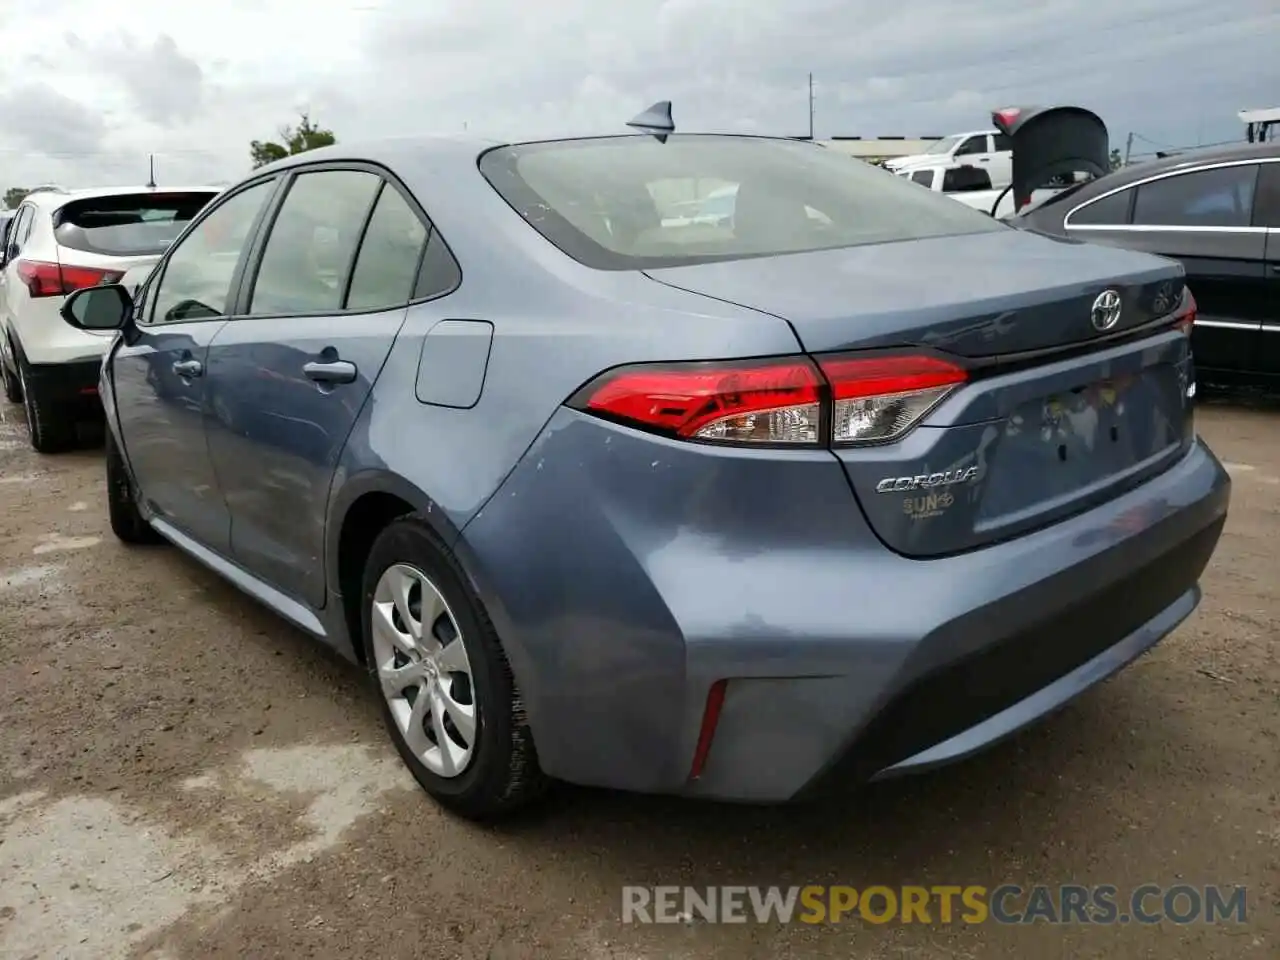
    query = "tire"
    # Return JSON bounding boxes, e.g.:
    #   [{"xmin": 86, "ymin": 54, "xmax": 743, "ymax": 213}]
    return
[
  {"xmin": 105, "ymin": 429, "xmax": 163, "ymax": 545},
  {"xmin": 18, "ymin": 356, "xmax": 77, "ymax": 453},
  {"xmin": 361, "ymin": 515, "xmax": 546, "ymax": 820}
]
